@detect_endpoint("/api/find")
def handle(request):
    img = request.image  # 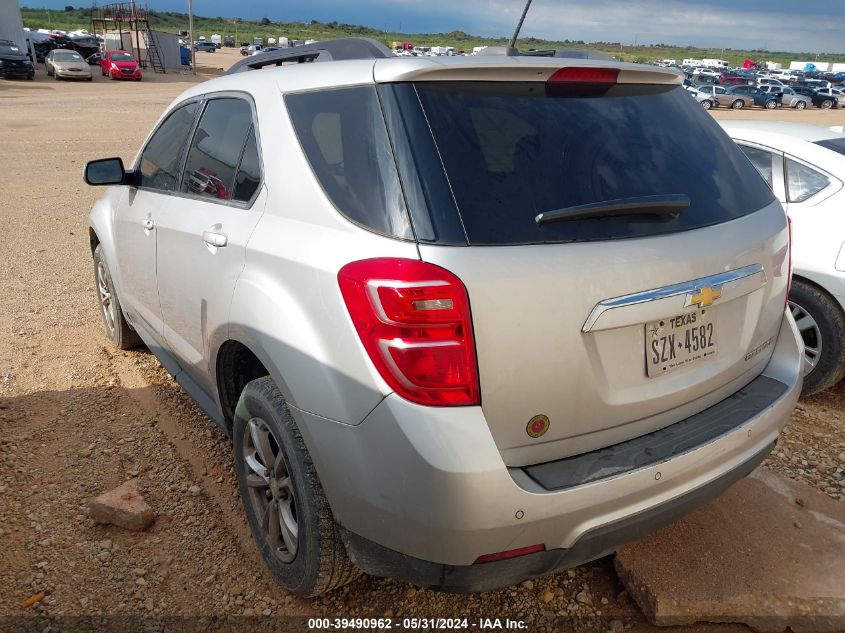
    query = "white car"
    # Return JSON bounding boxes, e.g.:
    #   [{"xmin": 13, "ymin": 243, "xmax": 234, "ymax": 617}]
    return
[{"xmin": 721, "ymin": 121, "xmax": 845, "ymax": 395}]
